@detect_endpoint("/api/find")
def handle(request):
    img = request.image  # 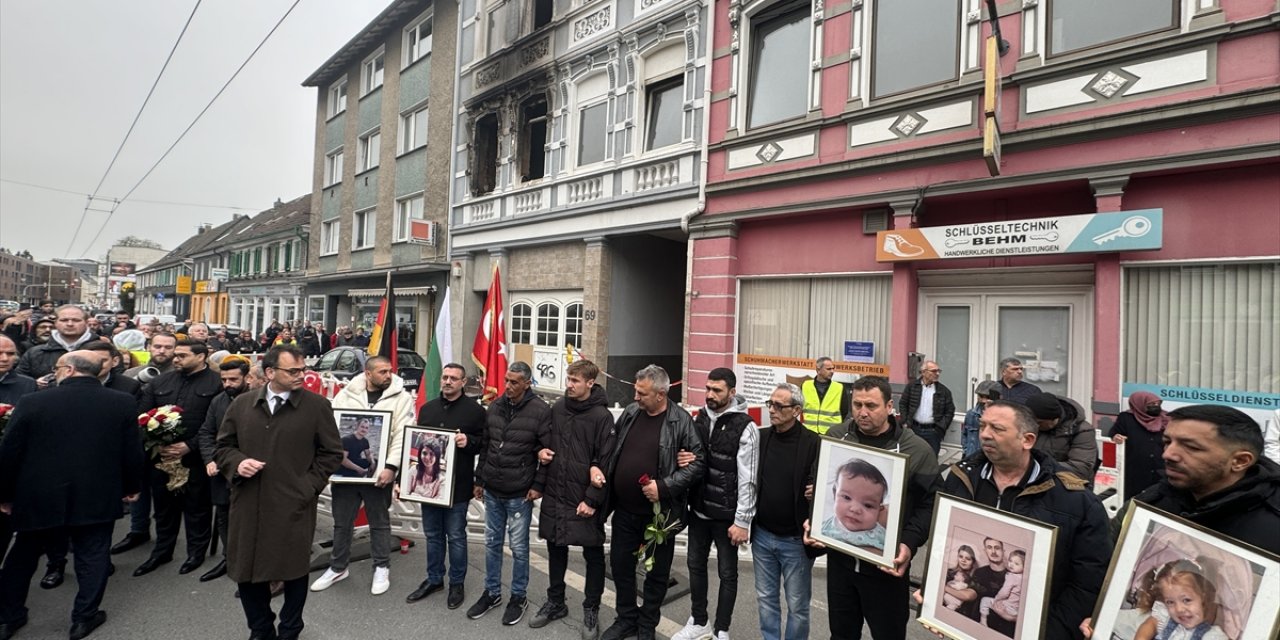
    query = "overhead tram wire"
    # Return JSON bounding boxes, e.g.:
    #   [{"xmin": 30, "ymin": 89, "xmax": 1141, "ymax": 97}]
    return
[
  {"xmin": 76, "ymin": 0, "xmax": 305, "ymax": 258},
  {"xmin": 64, "ymin": 0, "xmax": 204, "ymax": 257},
  {"xmin": 0, "ymin": 178, "xmax": 257, "ymax": 211}
]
